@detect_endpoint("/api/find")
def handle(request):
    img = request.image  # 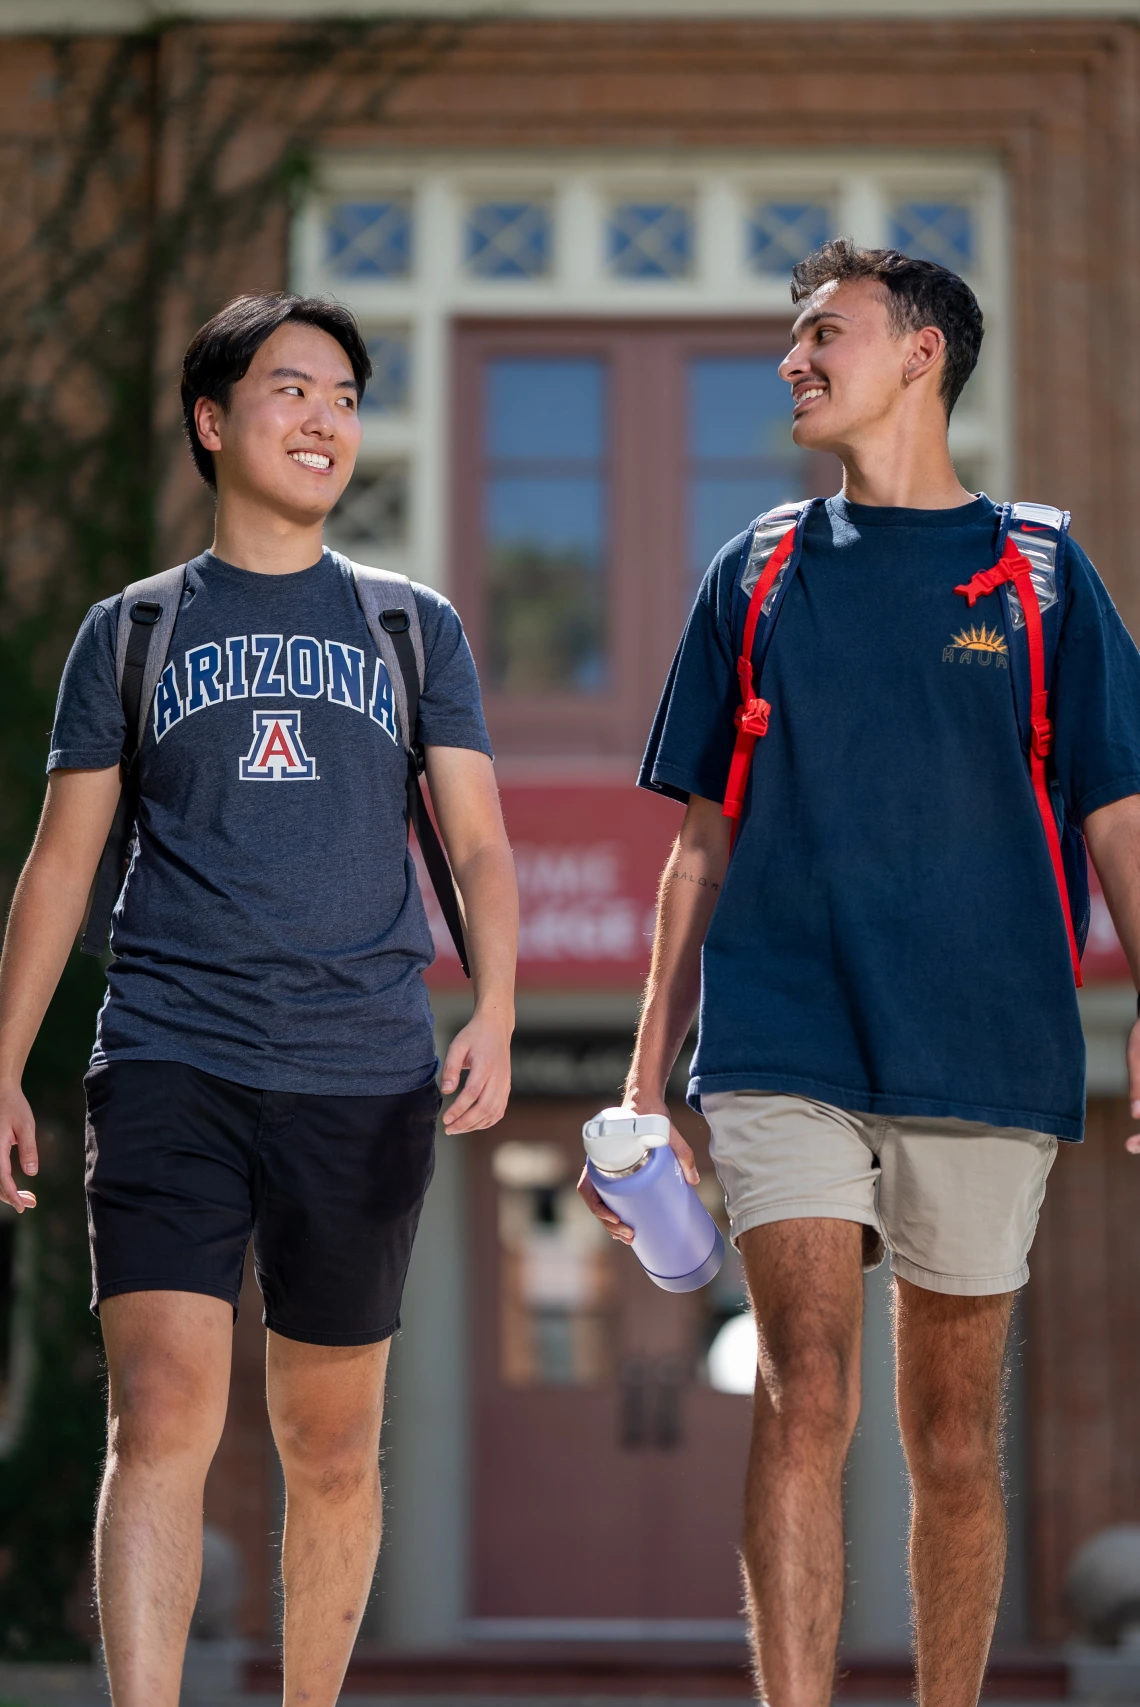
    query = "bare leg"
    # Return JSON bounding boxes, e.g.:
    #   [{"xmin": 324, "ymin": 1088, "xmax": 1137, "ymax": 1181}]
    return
[
  {"xmin": 97, "ymin": 1291, "xmax": 233, "ymax": 1707},
  {"xmin": 267, "ymin": 1330, "xmax": 391, "ymax": 1707},
  {"xmin": 738, "ymin": 1219, "xmax": 865, "ymax": 1707},
  {"xmin": 894, "ymin": 1279, "xmax": 1014, "ymax": 1707}
]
